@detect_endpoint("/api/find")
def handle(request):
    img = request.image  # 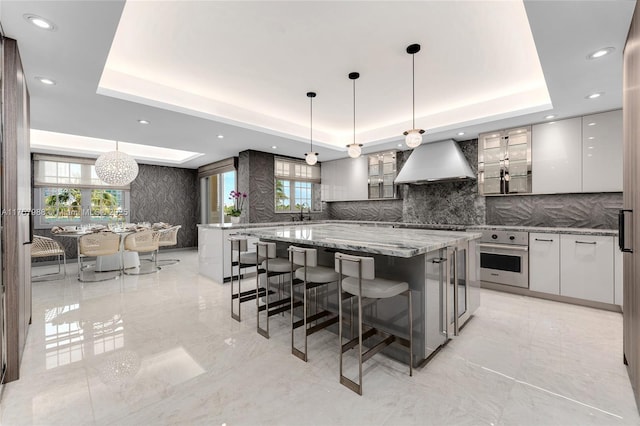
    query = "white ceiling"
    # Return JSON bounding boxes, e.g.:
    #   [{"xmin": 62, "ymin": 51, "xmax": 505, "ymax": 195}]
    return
[{"xmin": 0, "ymin": 1, "xmax": 636, "ymax": 169}]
